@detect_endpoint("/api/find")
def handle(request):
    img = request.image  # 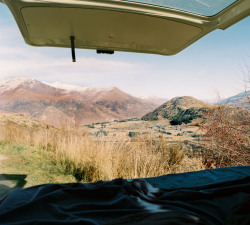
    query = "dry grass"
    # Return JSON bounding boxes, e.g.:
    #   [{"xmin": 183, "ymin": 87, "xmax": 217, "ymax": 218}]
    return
[{"xmin": 0, "ymin": 120, "xmax": 204, "ymax": 182}]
